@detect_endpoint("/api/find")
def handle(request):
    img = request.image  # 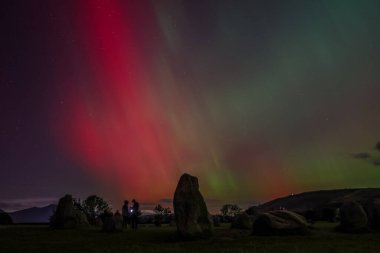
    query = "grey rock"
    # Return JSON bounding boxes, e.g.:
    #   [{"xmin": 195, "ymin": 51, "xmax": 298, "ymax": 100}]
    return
[
  {"xmin": 102, "ymin": 212, "xmax": 123, "ymax": 232},
  {"xmin": 337, "ymin": 201, "xmax": 368, "ymax": 233},
  {"xmin": 50, "ymin": 195, "xmax": 89, "ymax": 229},
  {"xmin": 252, "ymin": 210, "xmax": 308, "ymax": 235},
  {"xmin": 173, "ymin": 173, "xmax": 213, "ymax": 238}
]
